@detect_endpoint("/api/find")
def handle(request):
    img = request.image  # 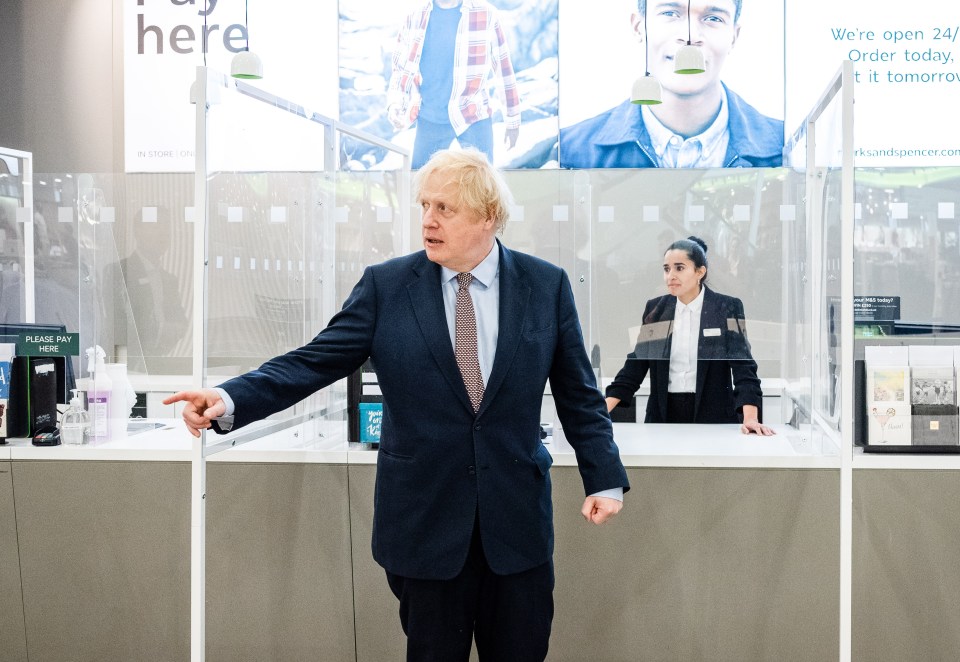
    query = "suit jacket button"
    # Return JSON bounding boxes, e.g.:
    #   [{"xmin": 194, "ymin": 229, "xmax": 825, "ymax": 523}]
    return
[
  {"xmin": 468, "ymin": 465, "xmax": 476, "ymax": 475},
  {"xmin": 474, "ymin": 424, "xmax": 481, "ymax": 431}
]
